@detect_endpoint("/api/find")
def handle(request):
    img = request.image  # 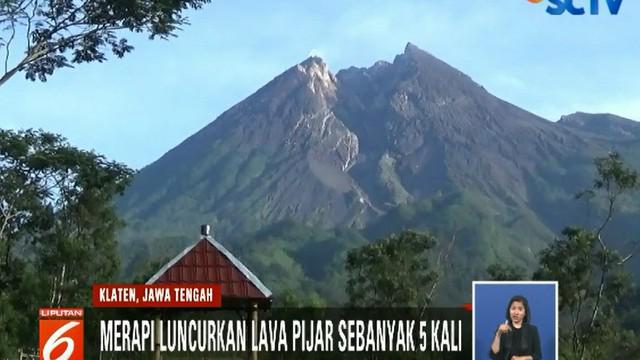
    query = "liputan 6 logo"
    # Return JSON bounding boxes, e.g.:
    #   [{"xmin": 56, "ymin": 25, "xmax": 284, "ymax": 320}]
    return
[{"xmin": 39, "ymin": 308, "xmax": 84, "ymax": 360}]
